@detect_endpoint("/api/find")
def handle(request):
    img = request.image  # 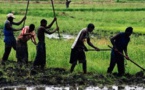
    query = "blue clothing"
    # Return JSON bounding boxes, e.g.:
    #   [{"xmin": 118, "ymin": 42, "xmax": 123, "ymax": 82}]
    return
[
  {"xmin": 2, "ymin": 20, "xmax": 16, "ymax": 62},
  {"xmin": 107, "ymin": 32, "xmax": 130, "ymax": 76},
  {"xmin": 114, "ymin": 32, "xmax": 130, "ymax": 51},
  {"xmin": 3, "ymin": 20, "xmax": 16, "ymax": 46}
]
